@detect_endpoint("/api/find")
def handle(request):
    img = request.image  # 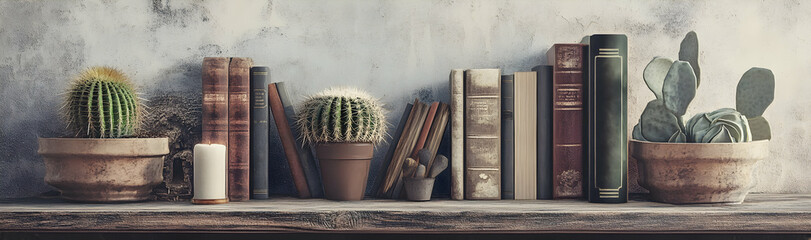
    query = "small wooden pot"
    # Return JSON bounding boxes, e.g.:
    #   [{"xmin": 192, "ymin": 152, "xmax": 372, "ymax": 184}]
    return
[
  {"xmin": 631, "ymin": 140, "xmax": 769, "ymax": 204},
  {"xmin": 315, "ymin": 142, "xmax": 373, "ymax": 201},
  {"xmin": 38, "ymin": 138, "xmax": 169, "ymax": 203}
]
